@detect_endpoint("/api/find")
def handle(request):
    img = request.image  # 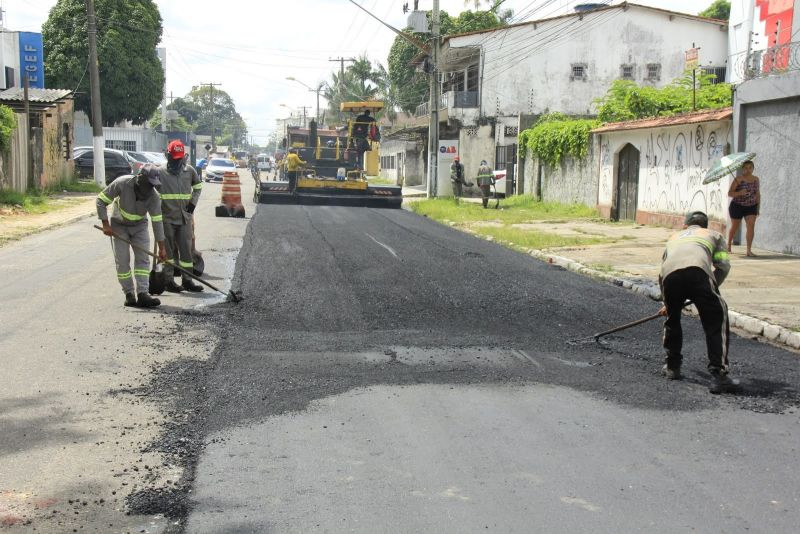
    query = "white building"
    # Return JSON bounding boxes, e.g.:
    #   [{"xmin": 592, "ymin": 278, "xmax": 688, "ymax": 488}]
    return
[{"xmin": 397, "ymin": 2, "xmax": 729, "ymax": 196}]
